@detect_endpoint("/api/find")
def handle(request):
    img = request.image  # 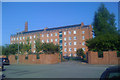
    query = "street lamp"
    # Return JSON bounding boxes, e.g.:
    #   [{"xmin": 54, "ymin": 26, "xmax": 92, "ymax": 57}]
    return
[{"xmin": 16, "ymin": 29, "xmax": 20, "ymax": 64}]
